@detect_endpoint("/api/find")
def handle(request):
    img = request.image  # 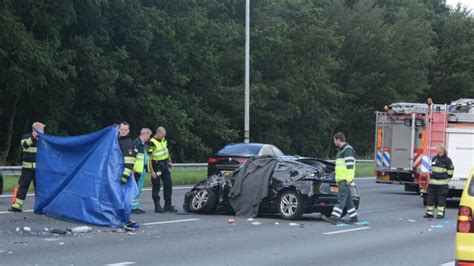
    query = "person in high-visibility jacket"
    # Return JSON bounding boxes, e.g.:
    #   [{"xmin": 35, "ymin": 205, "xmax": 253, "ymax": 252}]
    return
[
  {"xmin": 424, "ymin": 144, "xmax": 454, "ymax": 219},
  {"xmin": 131, "ymin": 128, "xmax": 152, "ymax": 214},
  {"xmin": 321, "ymin": 132, "xmax": 359, "ymax": 225},
  {"xmin": 148, "ymin": 127, "xmax": 176, "ymax": 213},
  {"xmin": 9, "ymin": 122, "xmax": 45, "ymax": 212},
  {"xmin": 118, "ymin": 122, "xmax": 136, "ymax": 185}
]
